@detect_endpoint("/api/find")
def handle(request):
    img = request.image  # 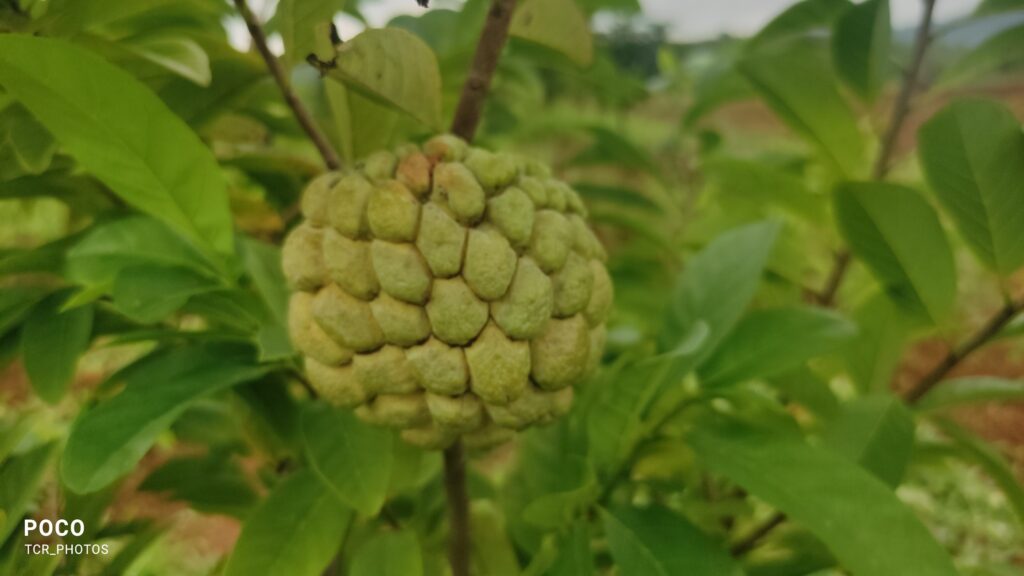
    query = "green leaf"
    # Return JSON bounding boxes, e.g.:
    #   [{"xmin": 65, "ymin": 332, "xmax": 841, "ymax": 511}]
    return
[
  {"xmin": 123, "ymin": 36, "xmax": 212, "ymax": 86},
  {"xmin": 470, "ymin": 502, "xmax": 521, "ymax": 576},
  {"xmin": 935, "ymin": 418, "xmax": 1024, "ymax": 526},
  {"xmin": 915, "ymin": 377, "xmax": 1024, "ymax": 412},
  {"xmin": 547, "ymin": 521, "xmax": 593, "ymax": 576},
  {"xmin": 822, "ymin": 395, "xmax": 914, "ymax": 487},
  {"xmin": 602, "ymin": 505, "xmax": 743, "ymax": 576},
  {"xmin": 277, "ymin": 0, "xmax": 347, "ymax": 66},
  {"xmin": 325, "ymin": 78, "xmax": 398, "ymax": 163},
  {"xmin": 704, "ymin": 157, "xmax": 827, "ymax": 223},
  {"xmin": 844, "ymin": 292, "xmax": 918, "ymax": 393},
  {"xmin": 832, "ymin": 0, "xmax": 891, "ymax": 102},
  {"xmin": 0, "ymin": 35, "xmax": 235, "ymax": 263},
  {"xmin": 301, "ymin": 403, "xmax": 393, "ymax": 516},
  {"xmin": 350, "ymin": 530, "xmax": 423, "ymax": 576},
  {"xmin": 111, "ymin": 265, "xmax": 222, "ymax": 323},
  {"xmin": 0, "ymin": 442, "xmax": 59, "ymax": 544},
  {"xmin": 0, "ymin": 287, "xmax": 47, "ymax": 338},
  {"xmin": 327, "ymin": 28, "xmax": 443, "ymax": 130},
  {"xmin": 661, "ymin": 220, "xmax": 780, "ymax": 357},
  {"xmin": 139, "ymin": 452, "xmax": 257, "ymax": 518},
  {"xmin": 62, "ymin": 345, "xmax": 265, "ymax": 493},
  {"xmin": 226, "ymin": 471, "xmax": 351, "ymax": 576},
  {"xmin": 748, "ymin": 0, "xmax": 852, "ymax": 50},
  {"xmin": 689, "ymin": 412, "xmax": 958, "ymax": 576},
  {"xmin": 941, "ymin": 24, "xmax": 1024, "ymax": 86},
  {"xmin": 835, "ymin": 182, "xmax": 956, "ymax": 323},
  {"xmin": 241, "ymin": 238, "xmax": 293, "ymax": 360},
  {"xmin": 918, "ymin": 99, "xmax": 1024, "ymax": 276},
  {"xmin": 739, "ymin": 39, "xmax": 866, "ymax": 177},
  {"xmin": 22, "ymin": 293, "xmax": 93, "ymax": 404},
  {"xmin": 512, "ymin": 0, "xmax": 594, "ymax": 67},
  {"xmin": 0, "ymin": 104, "xmax": 56, "ymax": 174},
  {"xmin": 974, "ymin": 0, "xmax": 1024, "ymax": 15},
  {"xmin": 700, "ymin": 307, "xmax": 856, "ymax": 387}
]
